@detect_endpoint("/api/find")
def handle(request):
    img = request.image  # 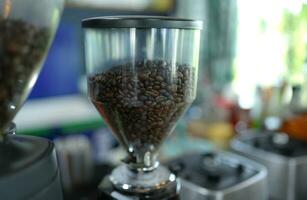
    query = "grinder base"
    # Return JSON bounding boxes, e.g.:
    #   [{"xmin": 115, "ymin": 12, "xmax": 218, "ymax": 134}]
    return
[
  {"xmin": 110, "ymin": 164, "xmax": 178, "ymax": 195},
  {"xmin": 99, "ymin": 174, "xmax": 180, "ymax": 200},
  {"xmin": 0, "ymin": 134, "xmax": 63, "ymax": 200}
]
